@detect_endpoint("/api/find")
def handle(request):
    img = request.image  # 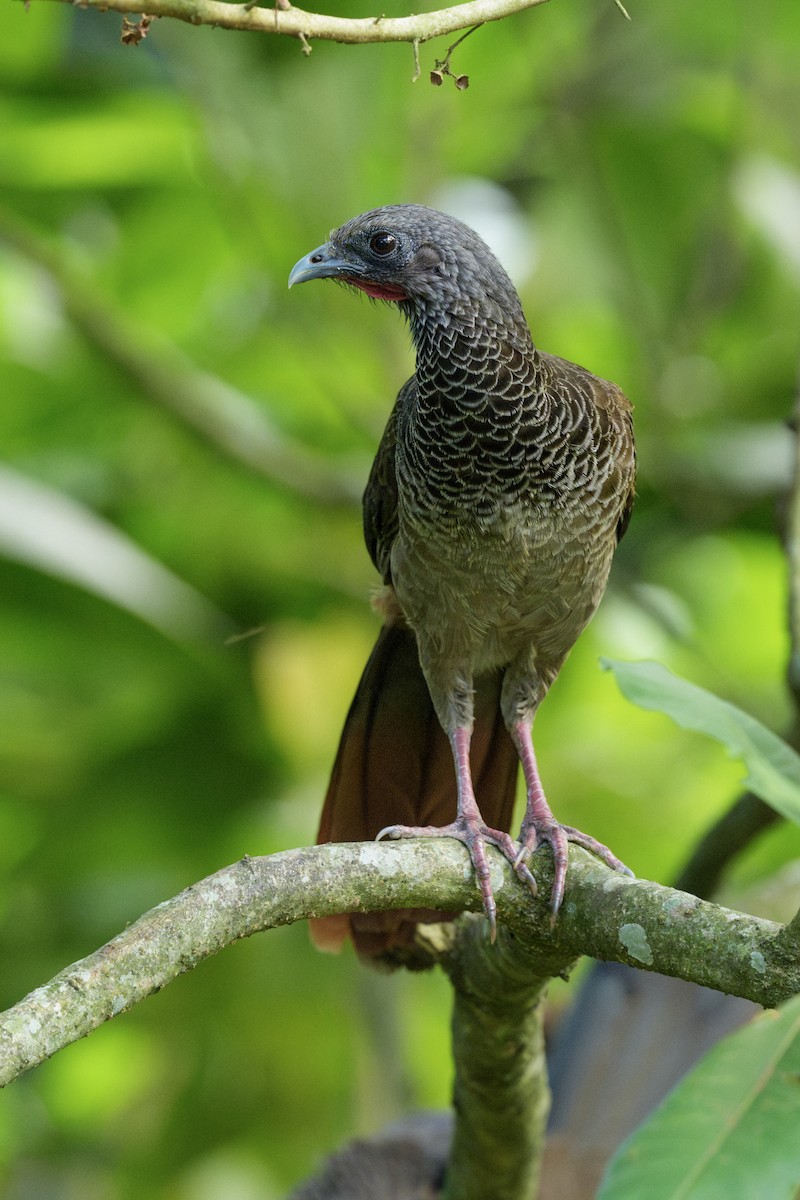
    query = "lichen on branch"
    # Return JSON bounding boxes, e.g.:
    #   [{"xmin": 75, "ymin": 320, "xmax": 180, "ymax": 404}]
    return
[{"xmin": 1, "ymin": 840, "xmax": 797, "ymax": 1090}]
